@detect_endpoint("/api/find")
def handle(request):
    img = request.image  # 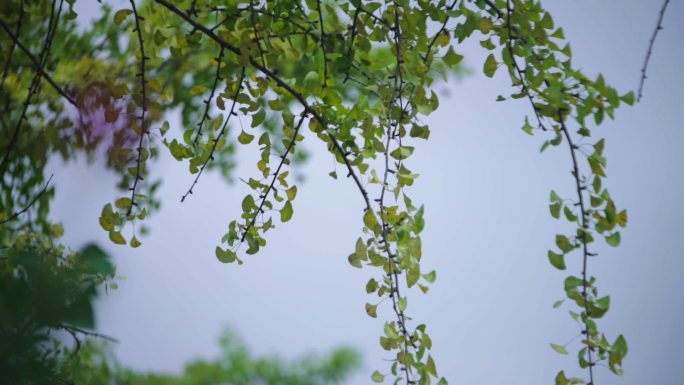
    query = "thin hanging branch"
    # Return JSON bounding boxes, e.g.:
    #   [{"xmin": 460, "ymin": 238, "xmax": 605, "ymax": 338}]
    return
[
  {"xmin": 126, "ymin": 0, "xmax": 149, "ymax": 216},
  {"xmin": 192, "ymin": 47, "xmax": 225, "ymax": 146},
  {"xmin": 182, "ymin": 67, "xmax": 246, "ymax": 202},
  {"xmin": 637, "ymin": 0, "xmax": 670, "ymax": 102},
  {"xmin": 558, "ymin": 115, "xmax": 595, "ymax": 385},
  {"xmin": 240, "ymin": 113, "xmax": 307, "ymax": 242},
  {"xmin": 377, "ymin": 4, "xmax": 415, "ymax": 383}
]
